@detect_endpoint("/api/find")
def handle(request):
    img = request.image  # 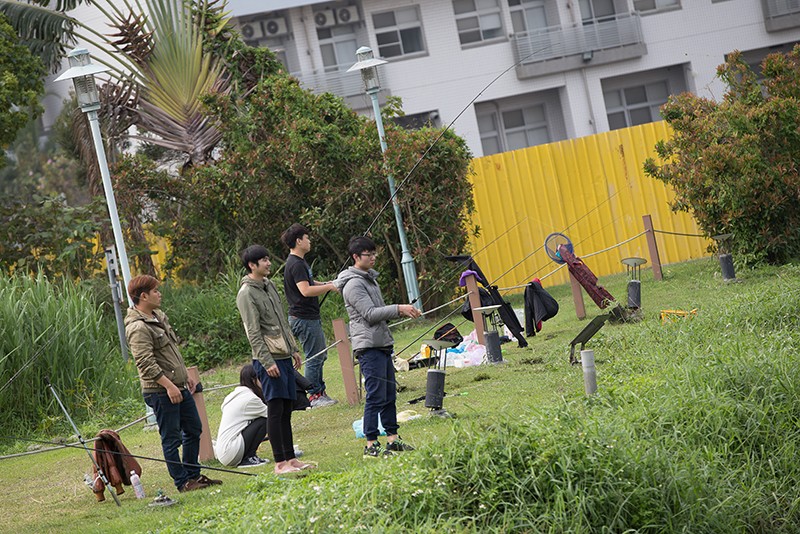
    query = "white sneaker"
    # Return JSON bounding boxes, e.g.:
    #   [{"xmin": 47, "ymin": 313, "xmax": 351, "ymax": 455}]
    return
[{"xmin": 310, "ymin": 393, "xmax": 337, "ymax": 408}]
